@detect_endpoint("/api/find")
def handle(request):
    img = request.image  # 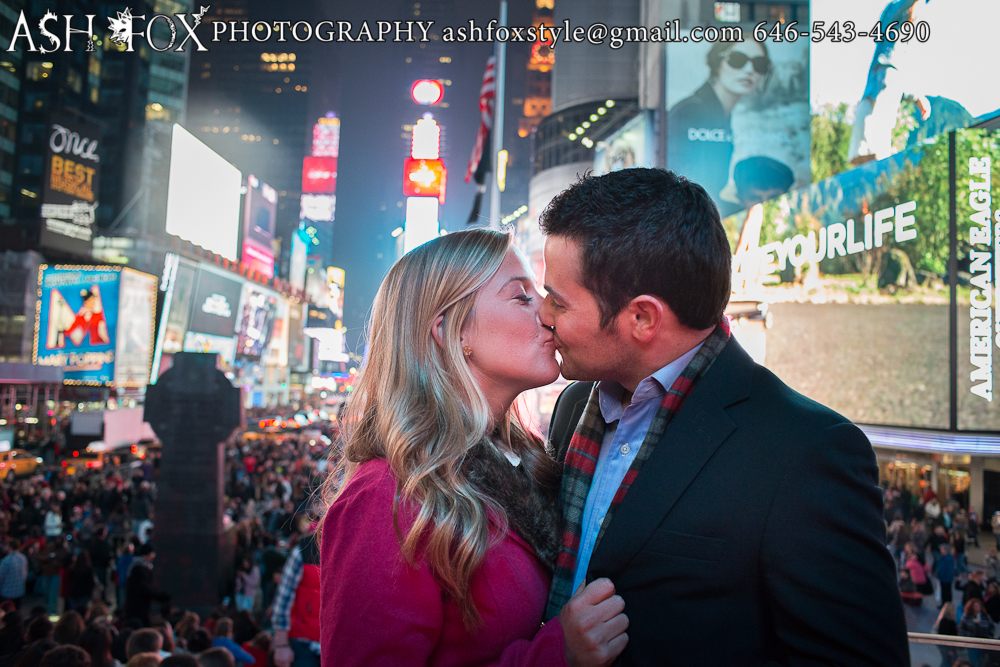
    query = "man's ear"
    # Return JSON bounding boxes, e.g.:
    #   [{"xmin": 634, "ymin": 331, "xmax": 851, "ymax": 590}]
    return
[
  {"xmin": 431, "ymin": 314, "xmax": 446, "ymax": 349},
  {"xmin": 622, "ymin": 295, "xmax": 665, "ymax": 344}
]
